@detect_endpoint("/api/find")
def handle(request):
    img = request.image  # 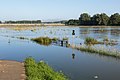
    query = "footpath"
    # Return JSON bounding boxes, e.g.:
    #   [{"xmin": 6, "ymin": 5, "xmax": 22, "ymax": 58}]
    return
[{"xmin": 0, "ymin": 60, "xmax": 26, "ymax": 80}]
